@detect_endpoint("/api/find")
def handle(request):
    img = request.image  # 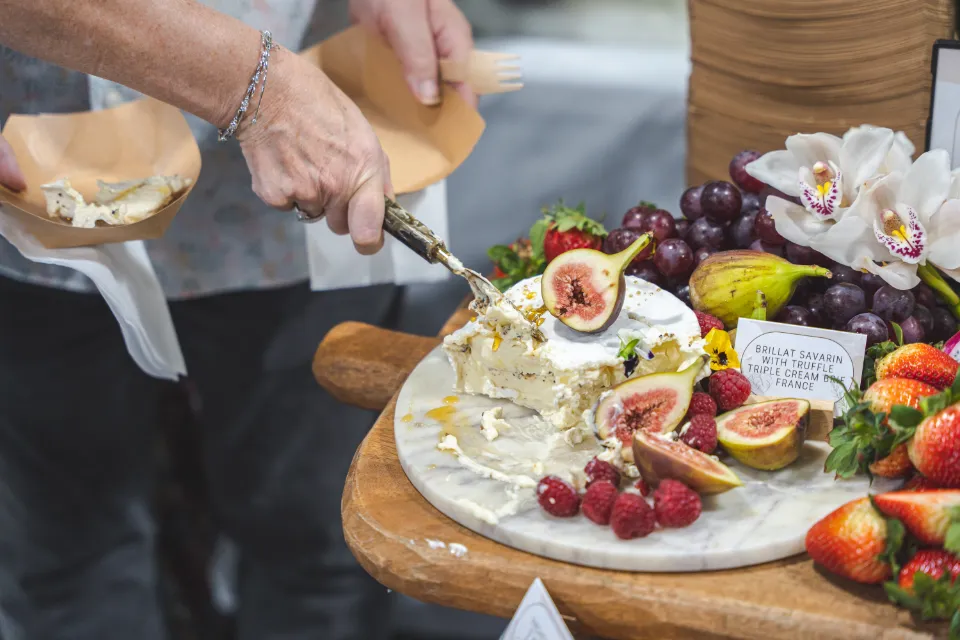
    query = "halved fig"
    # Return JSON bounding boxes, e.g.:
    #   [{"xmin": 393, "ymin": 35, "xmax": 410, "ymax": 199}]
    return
[
  {"xmin": 715, "ymin": 399, "xmax": 809, "ymax": 471},
  {"xmin": 632, "ymin": 430, "xmax": 742, "ymax": 495},
  {"xmin": 594, "ymin": 357, "xmax": 705, "ymax": 462},
  {"xmin": 542, "ymin": 234, "xmax": 652, "ymax": 333}
]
